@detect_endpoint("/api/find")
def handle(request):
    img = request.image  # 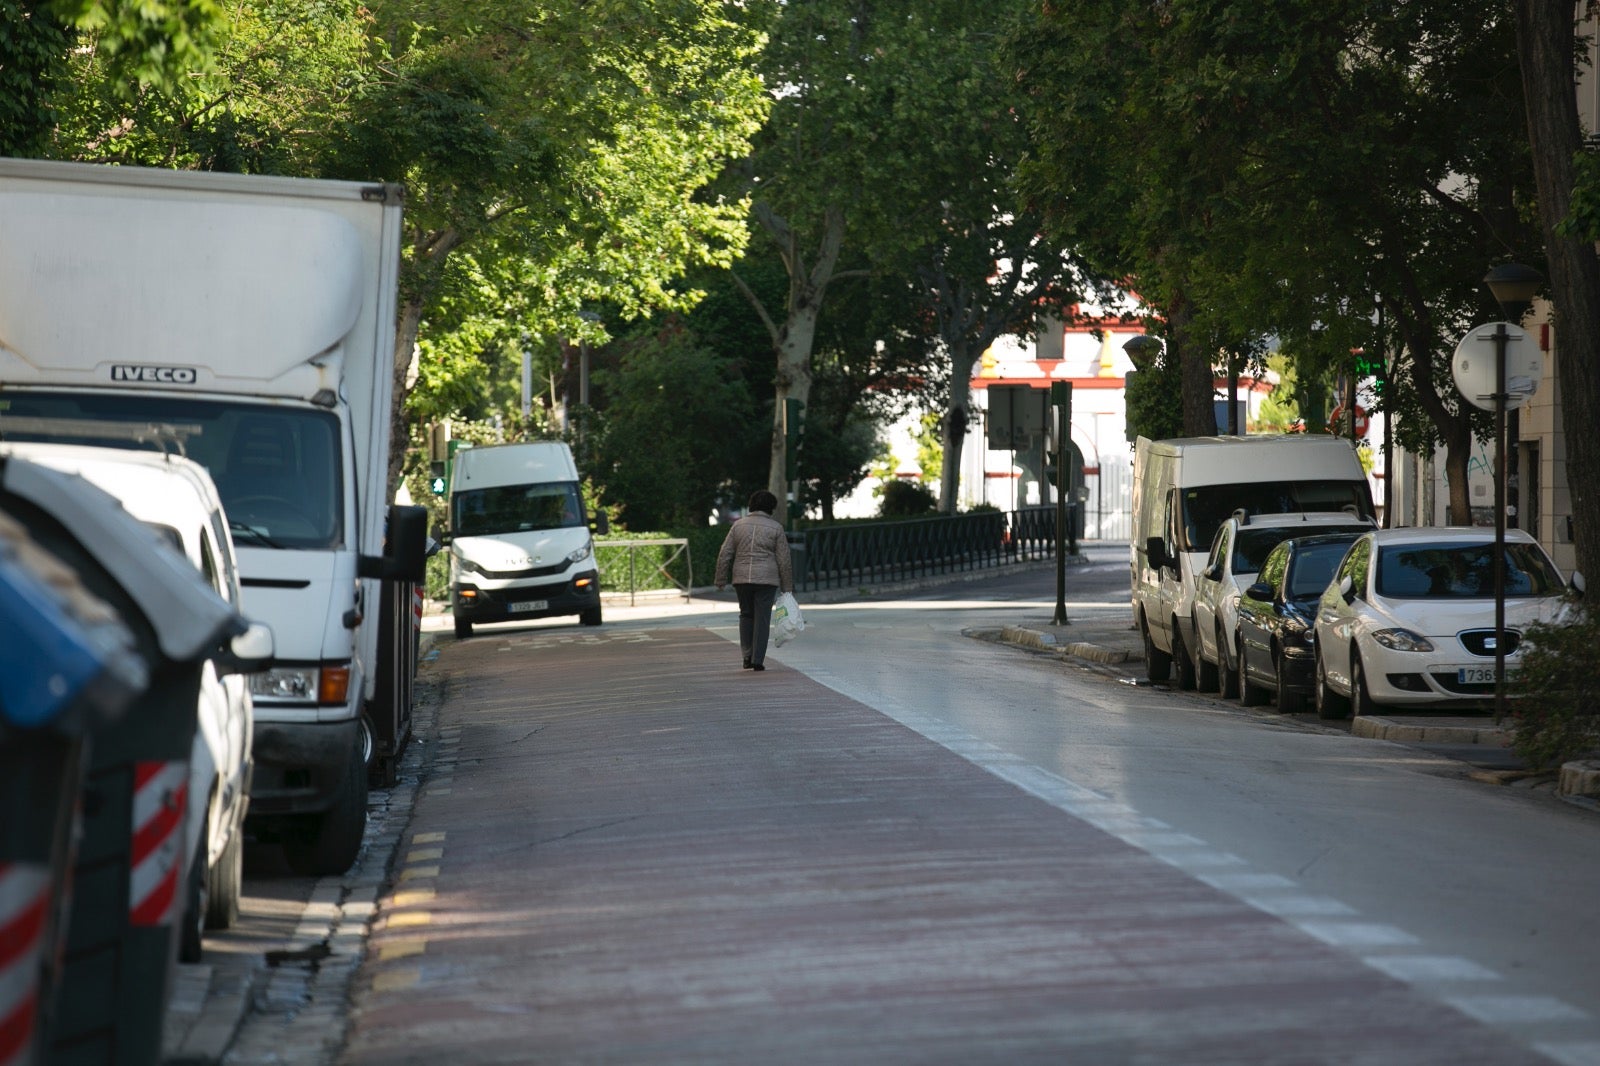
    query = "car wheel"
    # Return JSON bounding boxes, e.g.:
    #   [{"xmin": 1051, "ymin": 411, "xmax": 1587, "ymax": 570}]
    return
[
  {"xmin": 1315, "ymin": 652, "xmax": 1349, "ymax": 720},
  {"xmin": 1275, "ymin": 651, "xmax": 1306, "ymax": 713},
  {"xmin": 1351, "ymin": 652, "xmax": 1385, "ymax": 718},
  {"xmin": 1216, "ymin": 624, "xmax": 1239, "ymax": 698},
  {"xmin": 1238, "ymin": 637, "xmax": 1267, "ymax": 706},
  {"xmin": 1171, "ymin": 623, "xmax": 1197, "ymax": 690},
  {"xmin": 1141, "ymin": 613, "xmax": 1171, "ymax": 683},
  {"xmin": 204, "ymin": 826, "xmax": 243, "ymax": 931},
  {"xmin": 453, "ymin": 616, "xmax": 472, "ymax": 640},
  {"xmin": 179, "ymin": 833, "xmax": 207, "ymax": 963},
  {"xmin": 1193, "ymin": 616, "xmax": 1218, "ymax": 692}
]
